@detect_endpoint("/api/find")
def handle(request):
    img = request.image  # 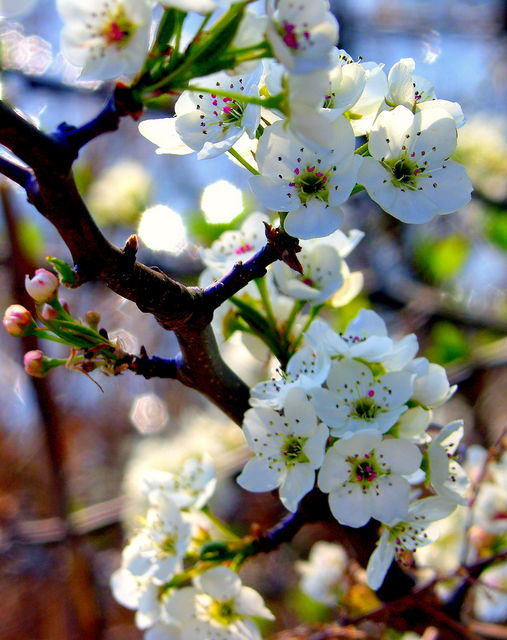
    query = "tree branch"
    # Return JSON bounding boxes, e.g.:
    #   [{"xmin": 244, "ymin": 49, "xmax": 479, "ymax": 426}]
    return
[
  {"xmin": 0, "ymin": 156, "xmax": 33, "ymax": 188},
  {"xmin": 203, "ymin": 224, "xmax": 302, "ymax": 310}
]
